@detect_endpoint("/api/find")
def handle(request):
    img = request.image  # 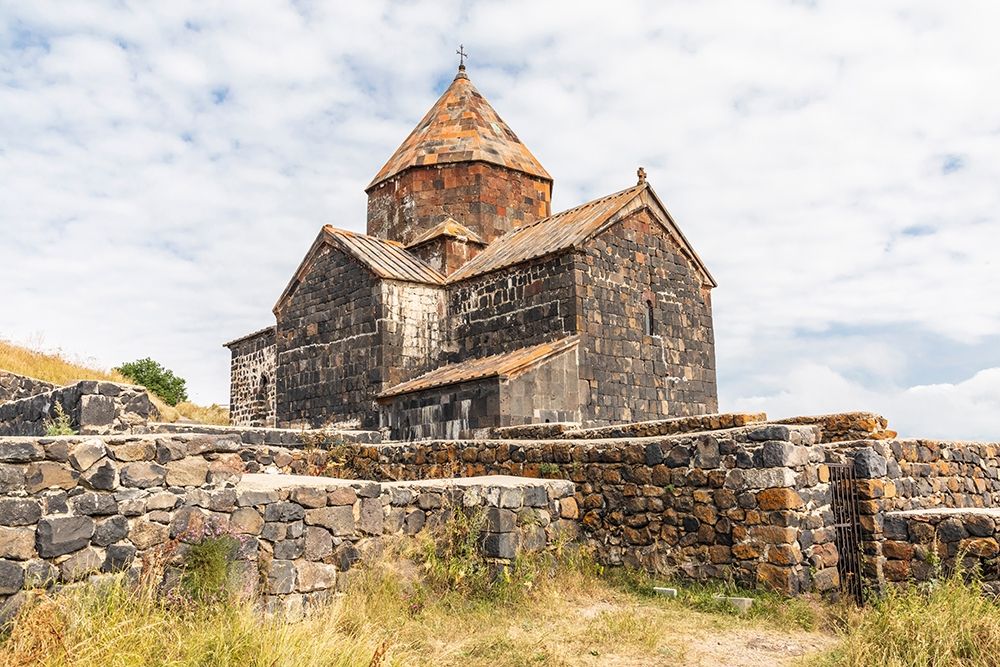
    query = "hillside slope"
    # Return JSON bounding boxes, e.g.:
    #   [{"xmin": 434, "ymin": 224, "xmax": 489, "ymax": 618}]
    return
[{"xmin": 0, "ymin": 340, "xmax": 228, "ymax": 425}]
